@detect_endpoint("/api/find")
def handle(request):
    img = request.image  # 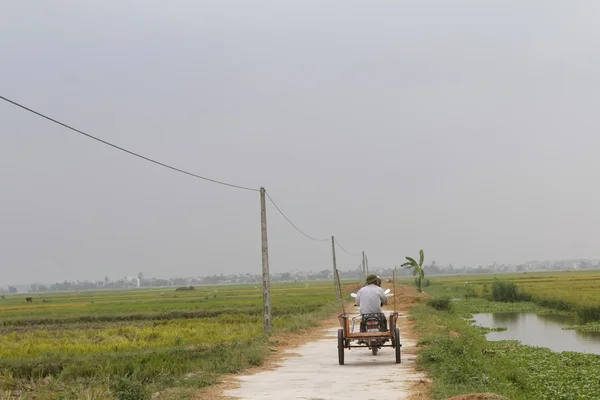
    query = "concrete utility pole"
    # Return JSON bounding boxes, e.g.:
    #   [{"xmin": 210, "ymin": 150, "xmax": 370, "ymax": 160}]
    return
[
  {"xmin": 362, "ymin": 251, "xmax": 366, "ymax": 277},
  {"xmin": 331, "ymin": 236, "xmax": 339, "ymax": 300},
  {"xmin": 259, "ymin": 187, "xmax": 271, "ymax": 334}
]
